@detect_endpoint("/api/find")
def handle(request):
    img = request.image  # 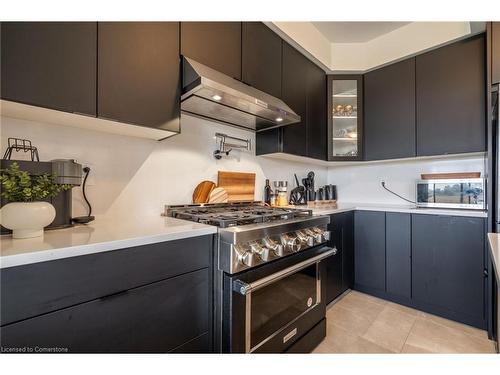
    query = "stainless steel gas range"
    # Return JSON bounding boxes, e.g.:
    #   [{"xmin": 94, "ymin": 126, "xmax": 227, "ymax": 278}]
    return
[{"xmin": 166, "ymin": 202, "xmax": 334, "ymax": 353}]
